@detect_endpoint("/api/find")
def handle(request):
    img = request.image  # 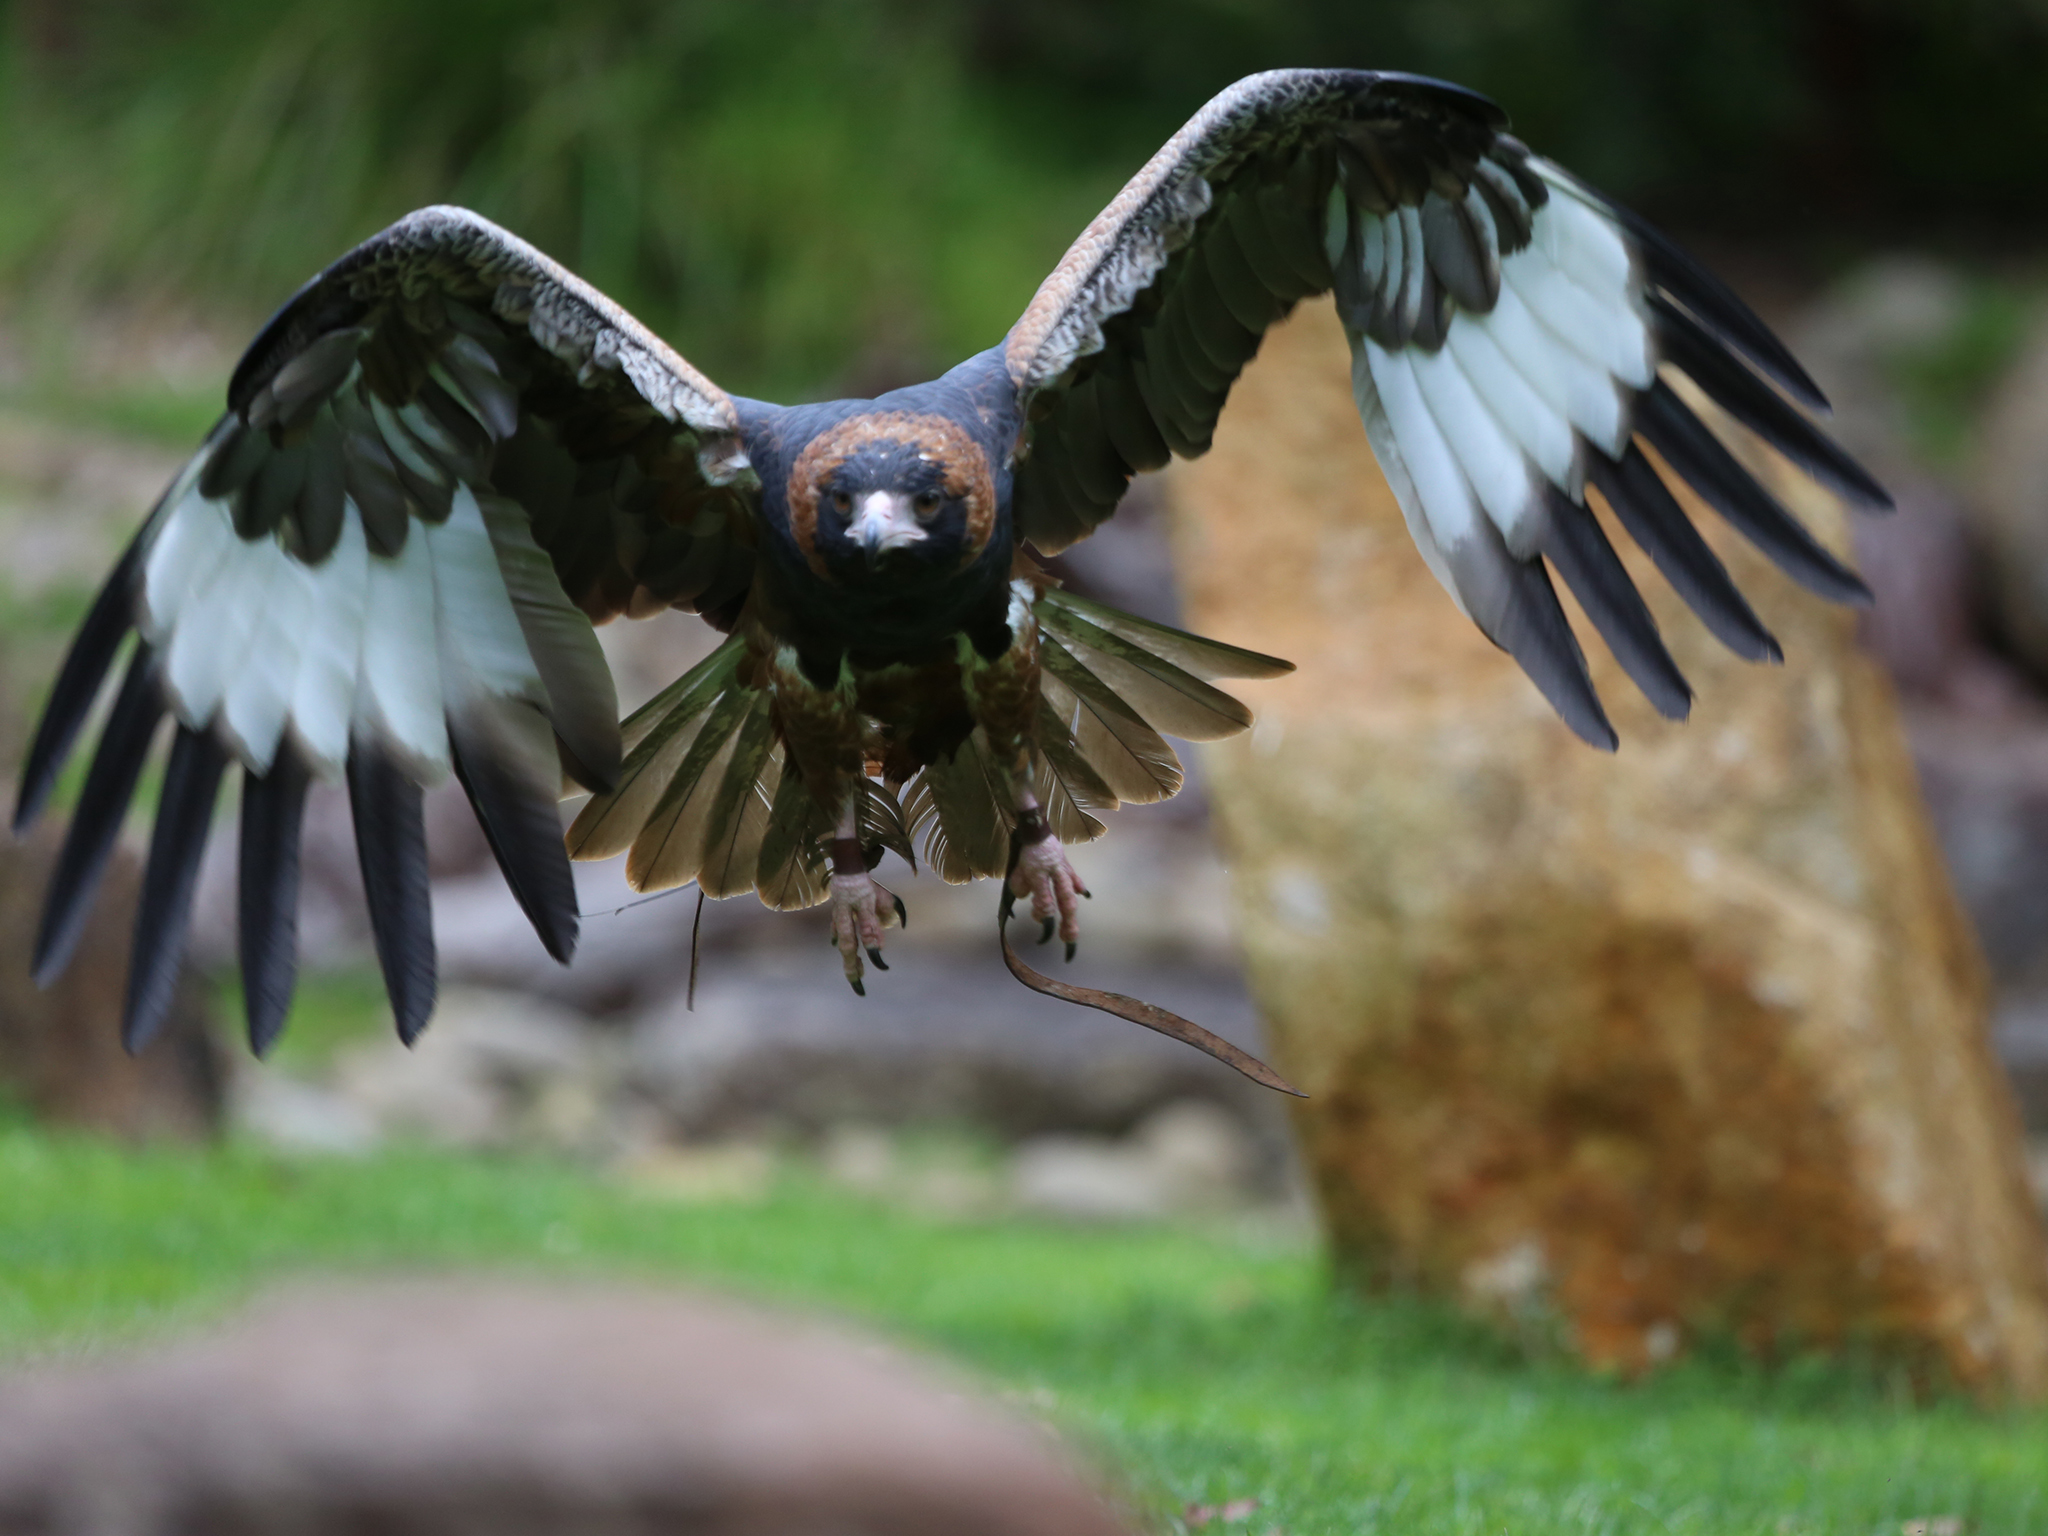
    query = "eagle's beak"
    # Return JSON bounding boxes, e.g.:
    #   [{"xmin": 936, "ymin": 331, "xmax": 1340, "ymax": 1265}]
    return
[{"xmin": 849, "ymin": 492, "xmax": 928, "ymax": 567}]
